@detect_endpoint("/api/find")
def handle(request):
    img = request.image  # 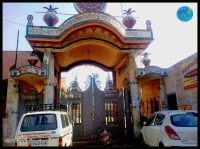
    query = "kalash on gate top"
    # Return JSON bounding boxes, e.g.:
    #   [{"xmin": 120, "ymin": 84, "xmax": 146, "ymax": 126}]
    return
[{"xmin": 26, "ymin": 2, "xmax": 153, "ymax": 40}]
